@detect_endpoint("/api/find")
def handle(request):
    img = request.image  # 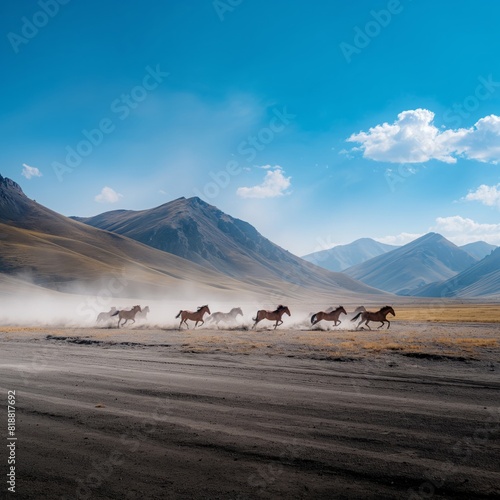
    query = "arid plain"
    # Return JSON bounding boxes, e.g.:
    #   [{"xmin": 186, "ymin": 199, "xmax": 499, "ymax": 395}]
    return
[{"xmin": 1, "ymin": 303, "xmax": 499, "ymax": 499}]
